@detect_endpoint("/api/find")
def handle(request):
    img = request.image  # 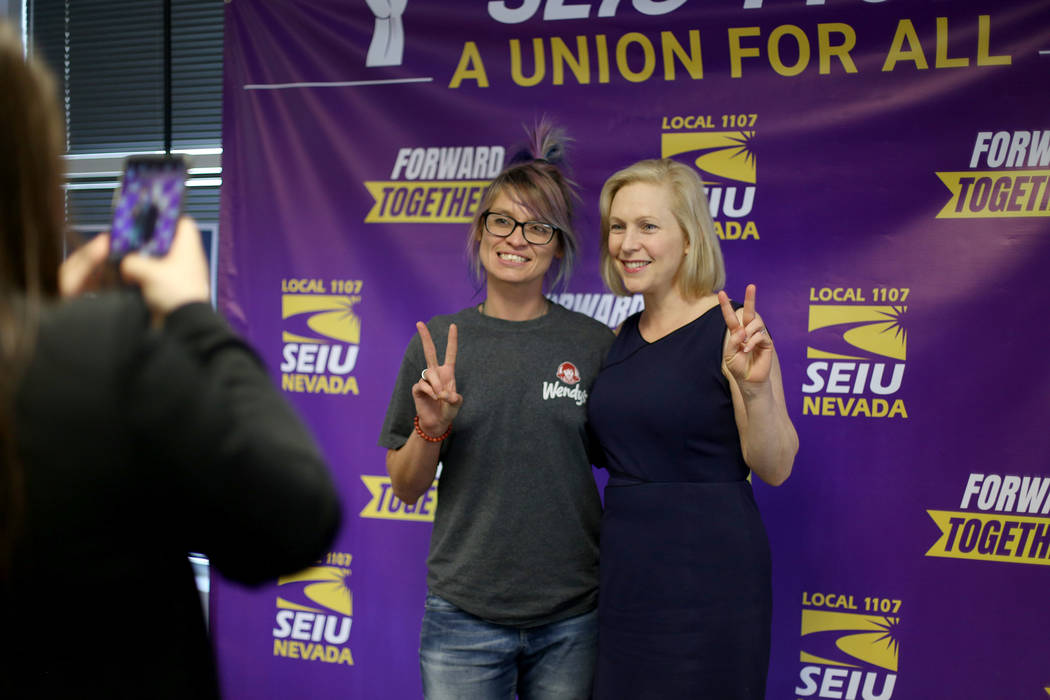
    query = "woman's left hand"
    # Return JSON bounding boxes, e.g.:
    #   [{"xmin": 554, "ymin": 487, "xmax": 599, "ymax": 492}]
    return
[
  {"xmin": 58, "ymin": 233, "xmax": 110, "ymax": 298},
  {"xmin": 719, "ymin": 284, "xmax": 773, "ymax": 386}
]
